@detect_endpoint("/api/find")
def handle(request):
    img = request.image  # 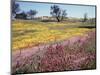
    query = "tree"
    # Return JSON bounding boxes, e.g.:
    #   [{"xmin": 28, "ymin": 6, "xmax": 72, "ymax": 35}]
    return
[
  {"xmin": 11, "ymin": 0, "xmax": 20, "ymax": 15},
  {"xmin": 15, "ymin": 11, "xmax": 27, "ymax": 19},
  {"xmin": 28, "ymin": 10, "xmax": 37, "ymax": 19},
  {"xmin": 61, "ymin": 10, "xmax": 67, "ymax": 21},
  {"xmin": 50, "ymin": 5, "xmax": 67, "ymax": 22},
  {"xmin": 83, "ymin": 13, "xmax": 88, "ymax": 22}
]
